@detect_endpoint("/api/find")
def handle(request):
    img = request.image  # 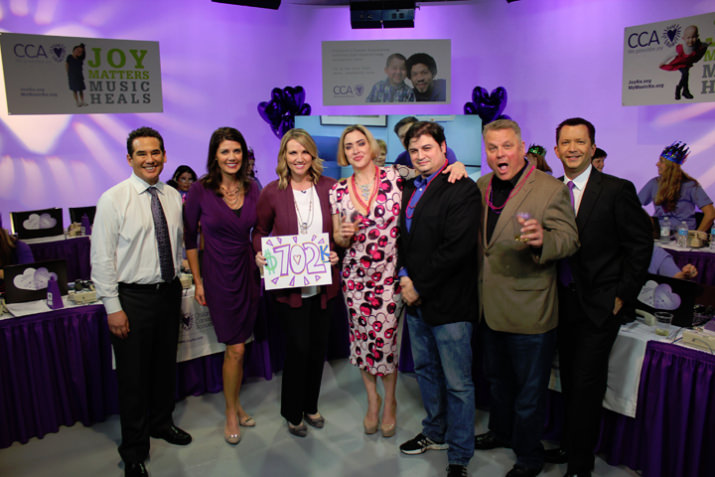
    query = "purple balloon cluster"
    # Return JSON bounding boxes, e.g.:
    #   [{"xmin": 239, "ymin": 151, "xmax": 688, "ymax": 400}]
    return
[
  {"xmin": 464, "ymin": 86, "xmax": 511, "ymax": 124},
  {"xmin": 257, "ymin": 86, "xmax": 312, "ymax": 139}
]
